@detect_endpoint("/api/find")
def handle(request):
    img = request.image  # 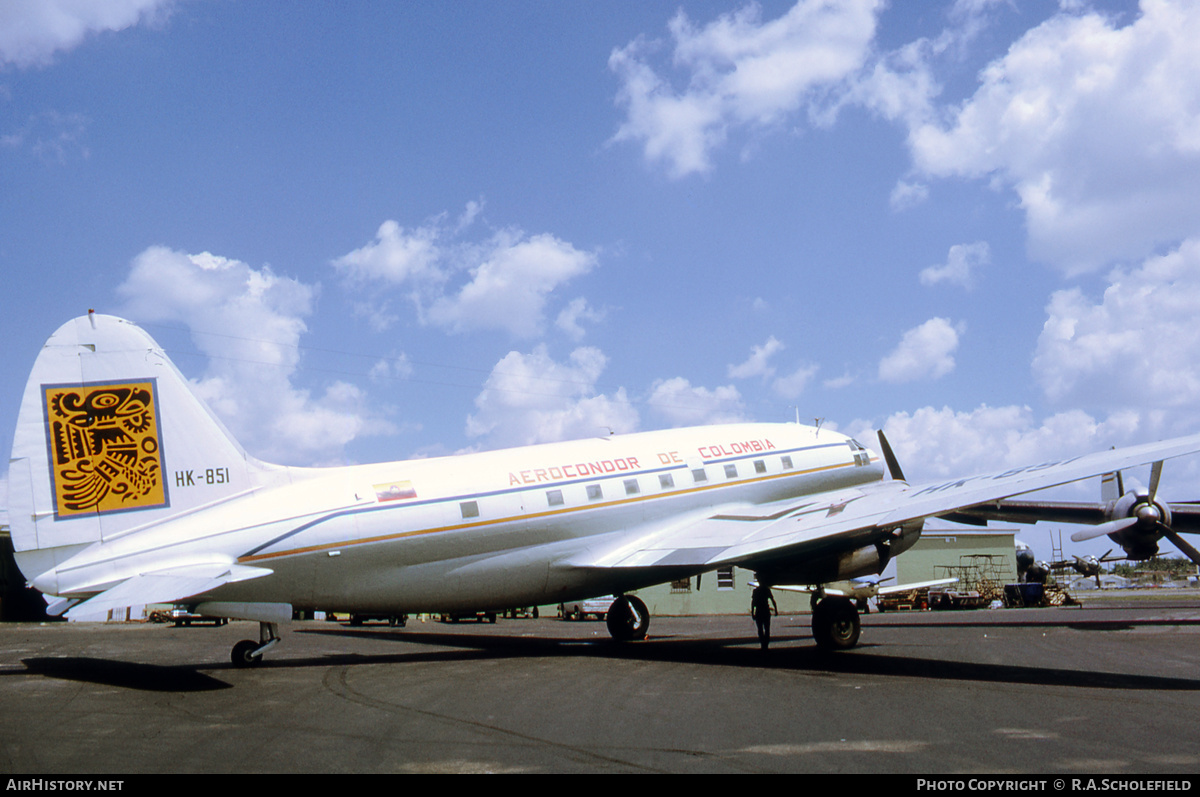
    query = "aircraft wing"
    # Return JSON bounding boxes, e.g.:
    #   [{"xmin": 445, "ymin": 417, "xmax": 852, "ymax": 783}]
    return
[
  {"xmin": 63, "ymin": 563, "xmax": 272, "ymax": 621},
  {"xmin": 946, "ymin": 498, "xmax": 1200, "ymax": 532},
  {"xmin": 584, "ymin": 432, "xmax": 1200, "ymax": 572}
]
